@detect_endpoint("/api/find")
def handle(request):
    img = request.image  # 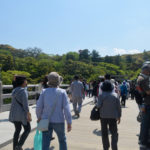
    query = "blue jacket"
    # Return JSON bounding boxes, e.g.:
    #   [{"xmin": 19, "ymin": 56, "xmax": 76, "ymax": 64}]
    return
[{"xmin": 120, "ymin": 84, "xmax": 128, "ymax": 96}]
